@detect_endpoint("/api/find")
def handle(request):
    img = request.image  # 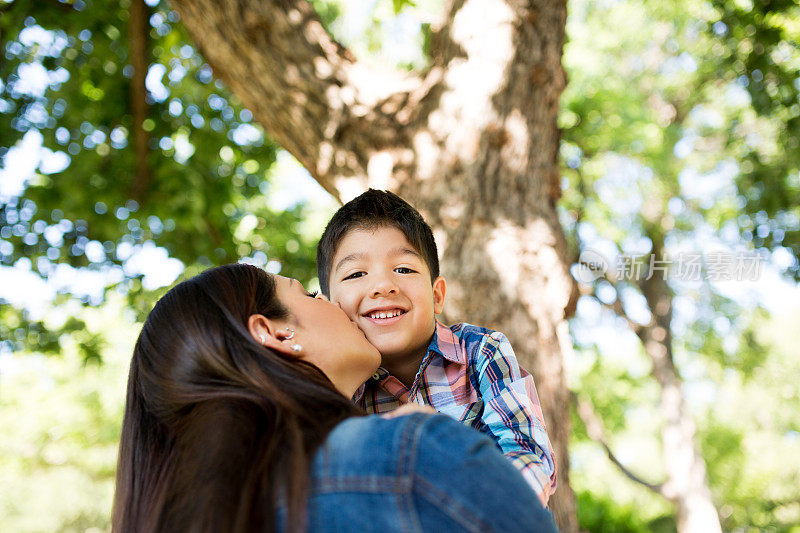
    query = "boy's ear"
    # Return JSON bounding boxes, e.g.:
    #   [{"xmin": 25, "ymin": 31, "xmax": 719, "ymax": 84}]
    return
[
  {"xmin": 432, "ymin": 276, "xmax": 446, "ymax": 314},
  {"xmin": 247, "ymin": 314, "xmax": 299, "ymax": 356}
]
